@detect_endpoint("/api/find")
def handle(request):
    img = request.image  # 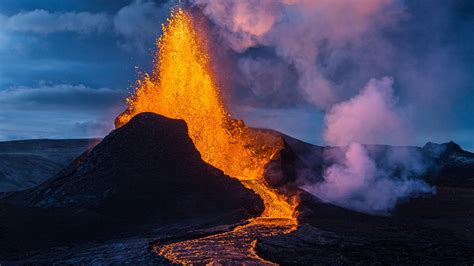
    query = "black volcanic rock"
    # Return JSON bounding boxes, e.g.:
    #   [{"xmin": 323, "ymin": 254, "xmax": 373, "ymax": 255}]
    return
[
  {"xmin": 264, "ymin": 138, "xmax": 307, "ymax": 188},
  {"xmin": 1, "ymin": 112, "xmax": 263, "ymax": 258},
  {"xmin": 257, "ymin": 188, "xmax": 474, "ymax": 265},
  {"xmin": 421, "ymin": 141, "xmax": 474, "ymax": 187},
  {"xmin": 423, "ymin": 141, "xmax": 463, "ymax": 154}
]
